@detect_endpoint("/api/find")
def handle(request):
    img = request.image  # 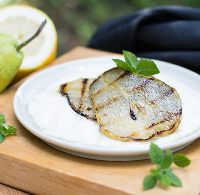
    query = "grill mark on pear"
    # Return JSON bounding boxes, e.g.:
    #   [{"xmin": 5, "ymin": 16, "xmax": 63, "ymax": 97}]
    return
[
  {"xmin": 89, "ymin": 67, "xmax": 182, "ymax": 142},
  {"xmin": 60, "ymin": 78, "xmax": 96, "ymax": 120}
]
